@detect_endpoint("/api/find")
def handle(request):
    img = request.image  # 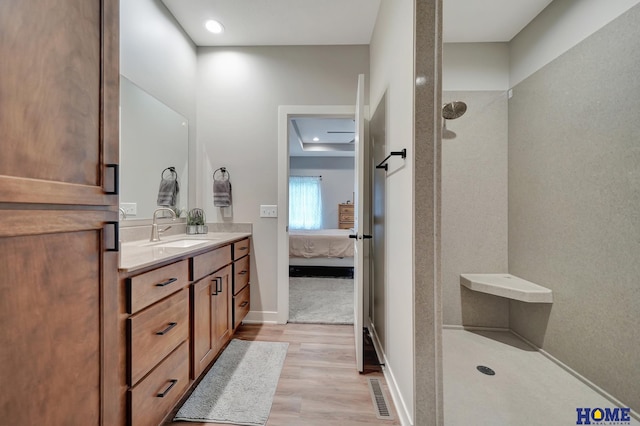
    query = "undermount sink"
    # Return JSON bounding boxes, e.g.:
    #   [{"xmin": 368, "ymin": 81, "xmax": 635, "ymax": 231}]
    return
[
  {"xmin": 156, "ymin": 239, "xmax": 214, "ymax": 248},
  {"xmin": 147, "ymin": 239, "xmax": 215, "ymax": 248}
]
